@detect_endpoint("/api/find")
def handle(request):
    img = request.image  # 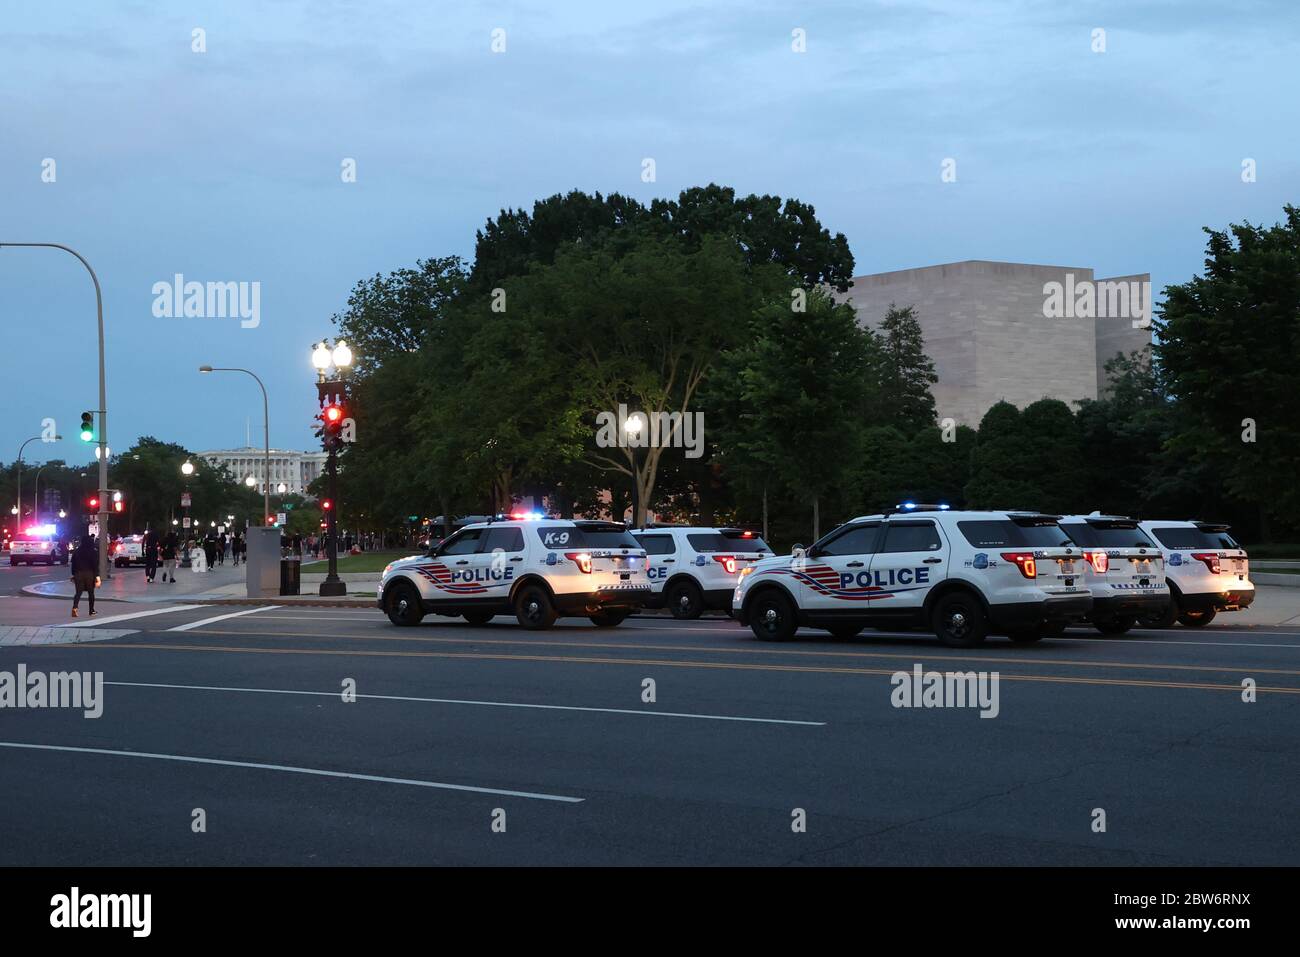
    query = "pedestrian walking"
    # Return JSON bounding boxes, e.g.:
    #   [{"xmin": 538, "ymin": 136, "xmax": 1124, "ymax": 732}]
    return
[
  {"xmin": 202, "ymin": 532, "xmax": 216, "ymax": 571},
  {"xmin": 161, "ymin": 528, "xmax": 178, "ymax": 582},
  {"xmin": 143, "ymin": 528, "xmax": 159, "ymax": 583},
  {"xmin": 218, "ymin": 531, "xmax": 227, "ymax": 566},
  {"xmin": 231, "ymin": 531, "xmax": 243, "ymax": 566},
  {"xmin": 70, "ymin": 537, "xmax": 99, "ymax": 618}
]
